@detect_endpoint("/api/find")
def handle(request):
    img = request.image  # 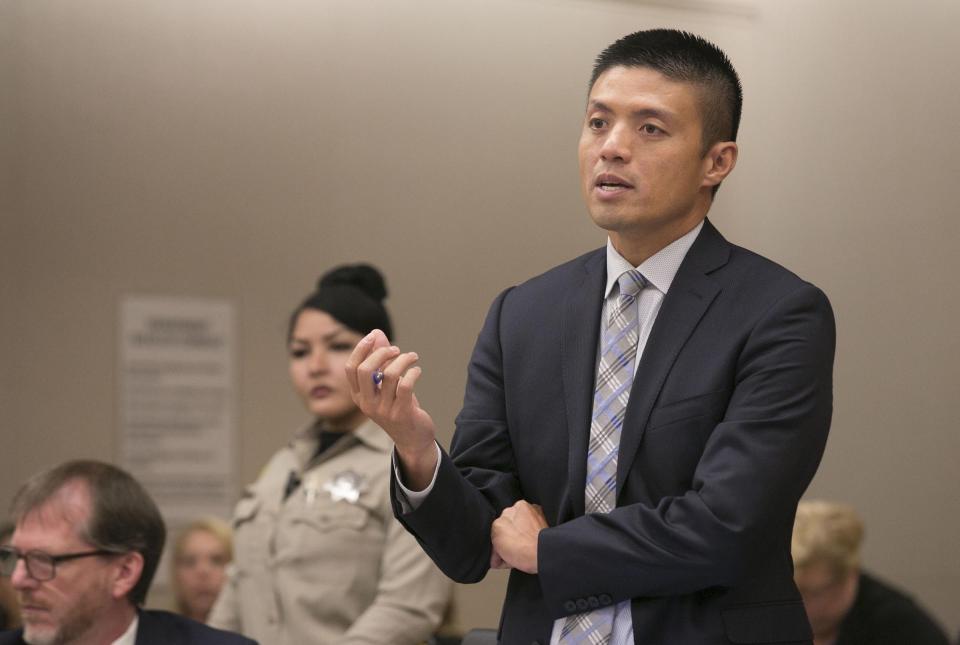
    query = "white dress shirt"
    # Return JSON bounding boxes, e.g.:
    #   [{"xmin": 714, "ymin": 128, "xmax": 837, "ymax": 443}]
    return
[{"xmin": 112, "ymin": 614, "xmax": 138, "ymax": 645}]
